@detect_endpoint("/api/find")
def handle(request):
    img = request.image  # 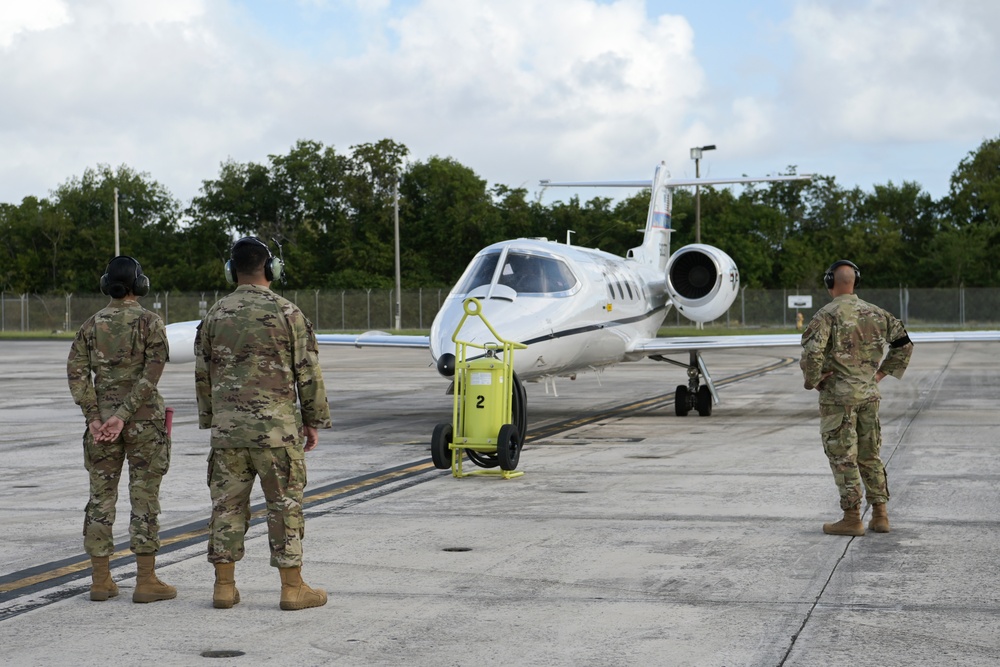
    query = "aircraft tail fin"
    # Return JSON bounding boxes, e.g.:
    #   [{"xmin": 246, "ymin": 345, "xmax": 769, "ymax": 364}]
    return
[
  {"xmin": 539, "ymin": 162, "xmax": 671, "ymax": 270},
  {"xmin": 630, "ymin": 162, "xmax": 673, "ymax": 271}
]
